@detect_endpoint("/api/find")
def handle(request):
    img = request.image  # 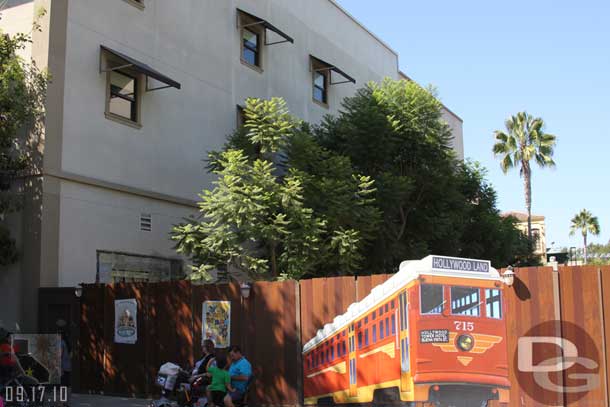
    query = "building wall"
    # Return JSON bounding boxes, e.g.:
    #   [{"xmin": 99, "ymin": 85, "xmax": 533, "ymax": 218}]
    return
[
  {"xmin": 42, "ymin": 0, "xmax": 407, "ymax": 289},
  {"xmin": 442, "ymin": 108, "xmax": 464, "ymax": 159},
  {"xmin": 1, "ymin": 0, "xmax": 465, "ymax": 330}
]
